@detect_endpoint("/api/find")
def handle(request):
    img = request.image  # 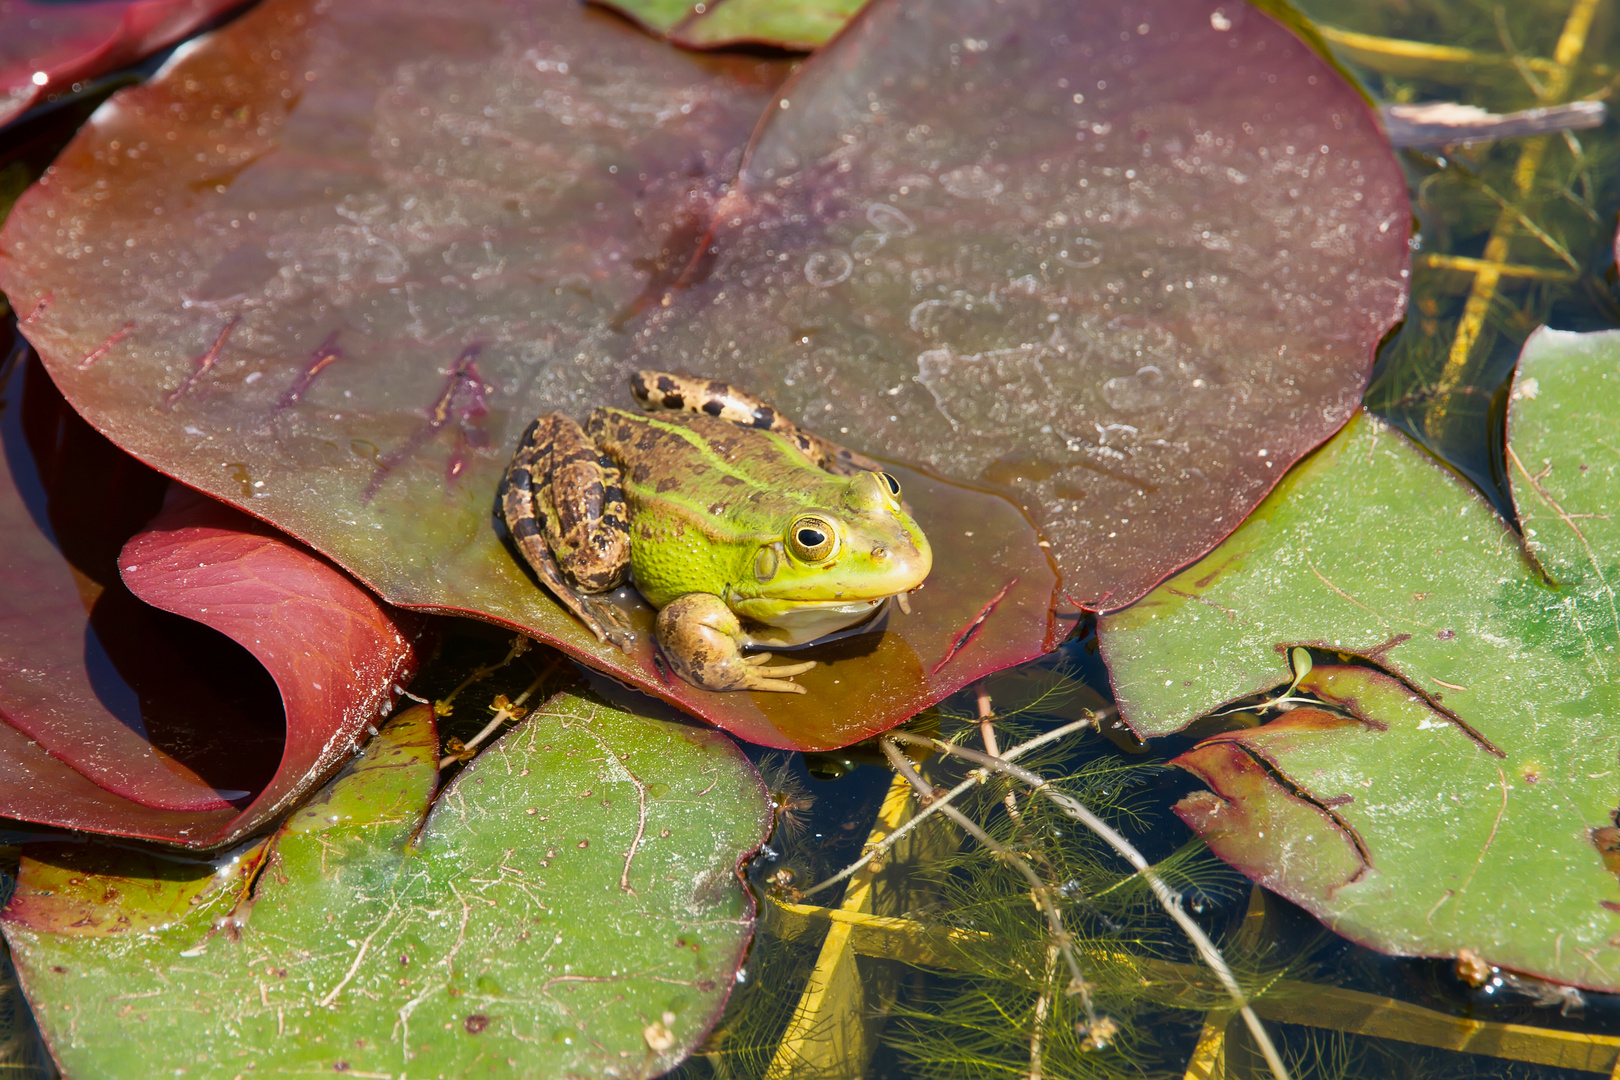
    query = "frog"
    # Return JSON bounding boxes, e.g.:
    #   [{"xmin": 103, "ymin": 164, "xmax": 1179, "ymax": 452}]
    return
[{"xmin": 499, "ymin": 371, "xmax": 932, "ymax": 694}]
